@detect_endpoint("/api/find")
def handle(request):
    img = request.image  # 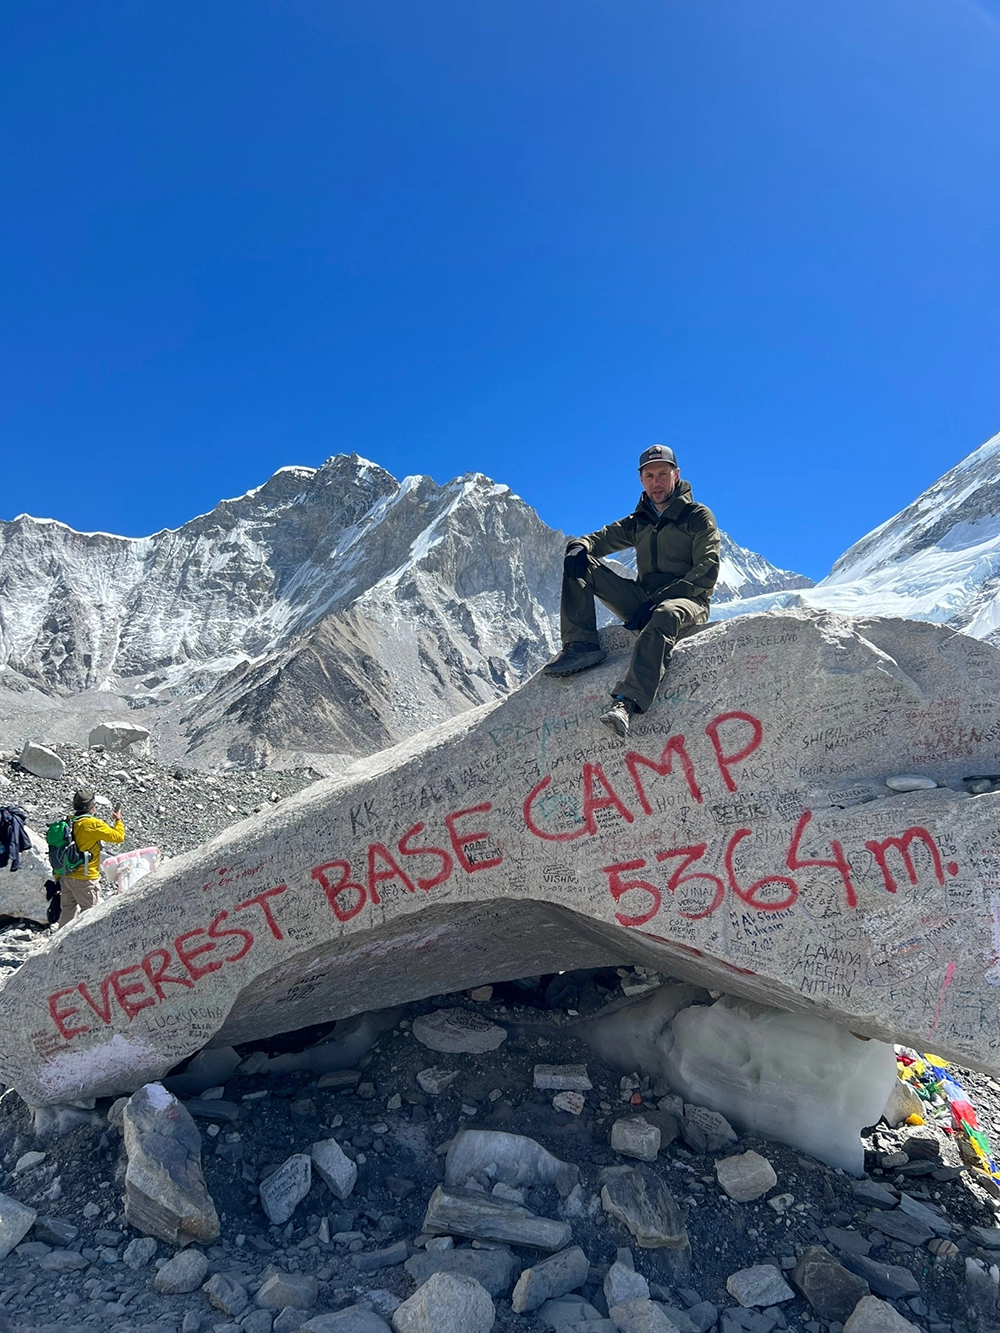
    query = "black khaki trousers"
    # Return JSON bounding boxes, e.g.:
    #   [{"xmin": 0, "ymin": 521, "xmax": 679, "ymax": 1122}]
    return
[{"xmin": 560, "ymin": 556, "xmax": 708, "ymax": 712}]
